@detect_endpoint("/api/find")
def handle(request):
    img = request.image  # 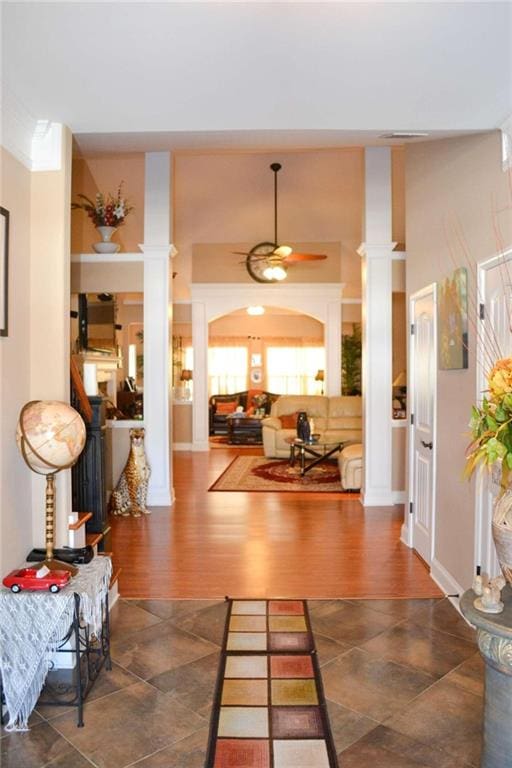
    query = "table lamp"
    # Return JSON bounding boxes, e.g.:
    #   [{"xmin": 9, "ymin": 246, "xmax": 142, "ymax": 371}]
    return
[
  {"xmin": 315, "ymin": 369, "xmax": 325, "ymax": 395},
  {"xmin": 180, "ymin": 369, "xmax": 193, "ymax": 400},
  {"xmin": 16, "ymin": 400, "xmax": 86, "ymax": 575}
]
